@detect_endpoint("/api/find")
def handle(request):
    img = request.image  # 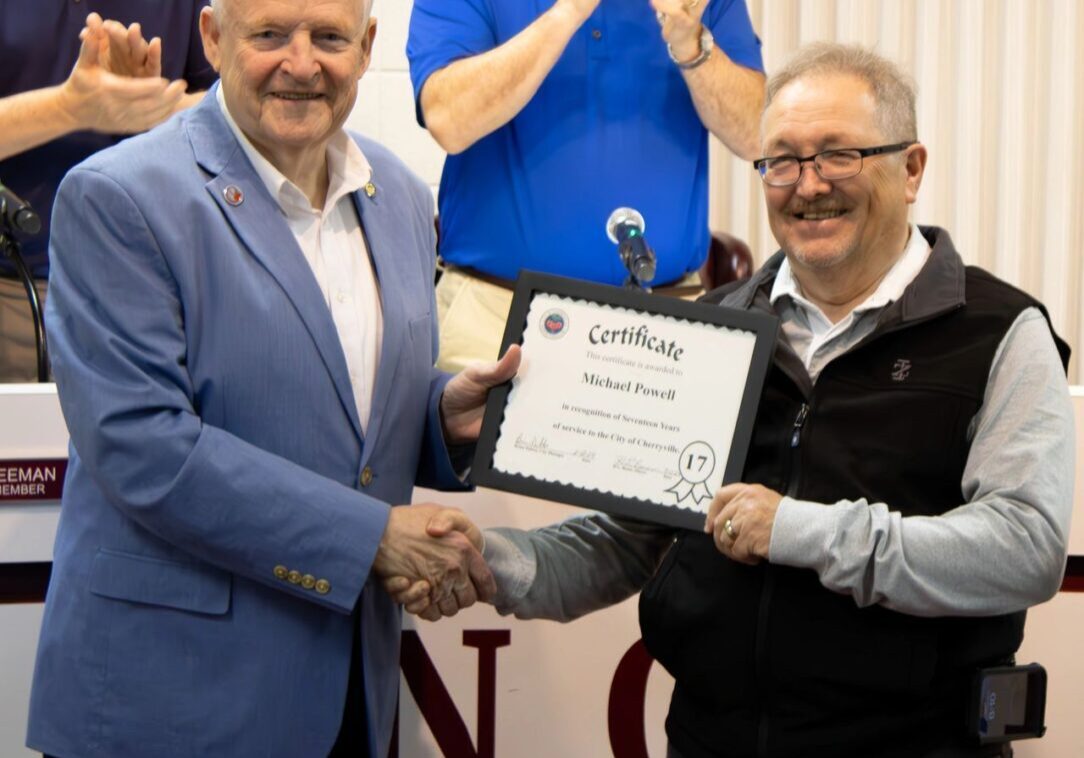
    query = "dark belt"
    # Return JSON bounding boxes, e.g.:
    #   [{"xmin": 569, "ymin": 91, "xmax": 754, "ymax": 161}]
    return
[{"xmin": 442, "ymin": 263, "xmax": 703, "ymax": 298}]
